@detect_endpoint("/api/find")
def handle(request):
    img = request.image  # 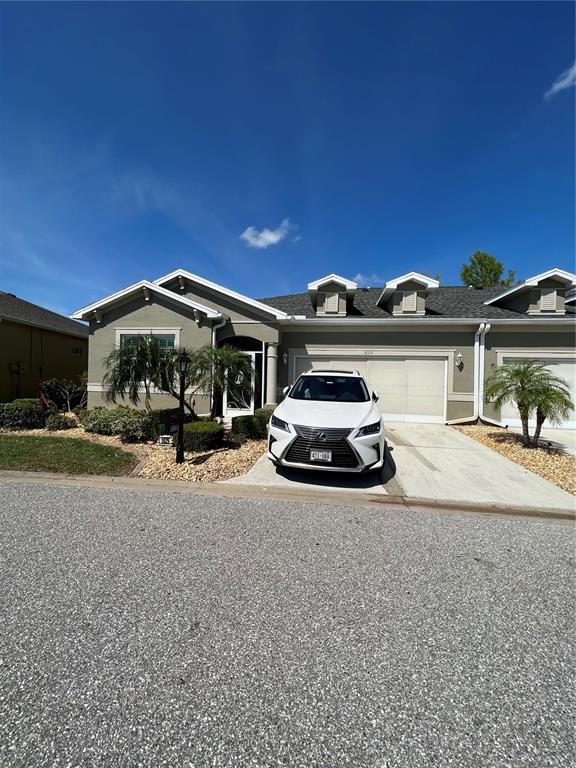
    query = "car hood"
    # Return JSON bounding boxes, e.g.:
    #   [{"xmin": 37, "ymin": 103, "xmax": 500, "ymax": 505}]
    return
[{"xmin": 276, "ymin": 398, "xmax": 378, "ymax": 429}]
